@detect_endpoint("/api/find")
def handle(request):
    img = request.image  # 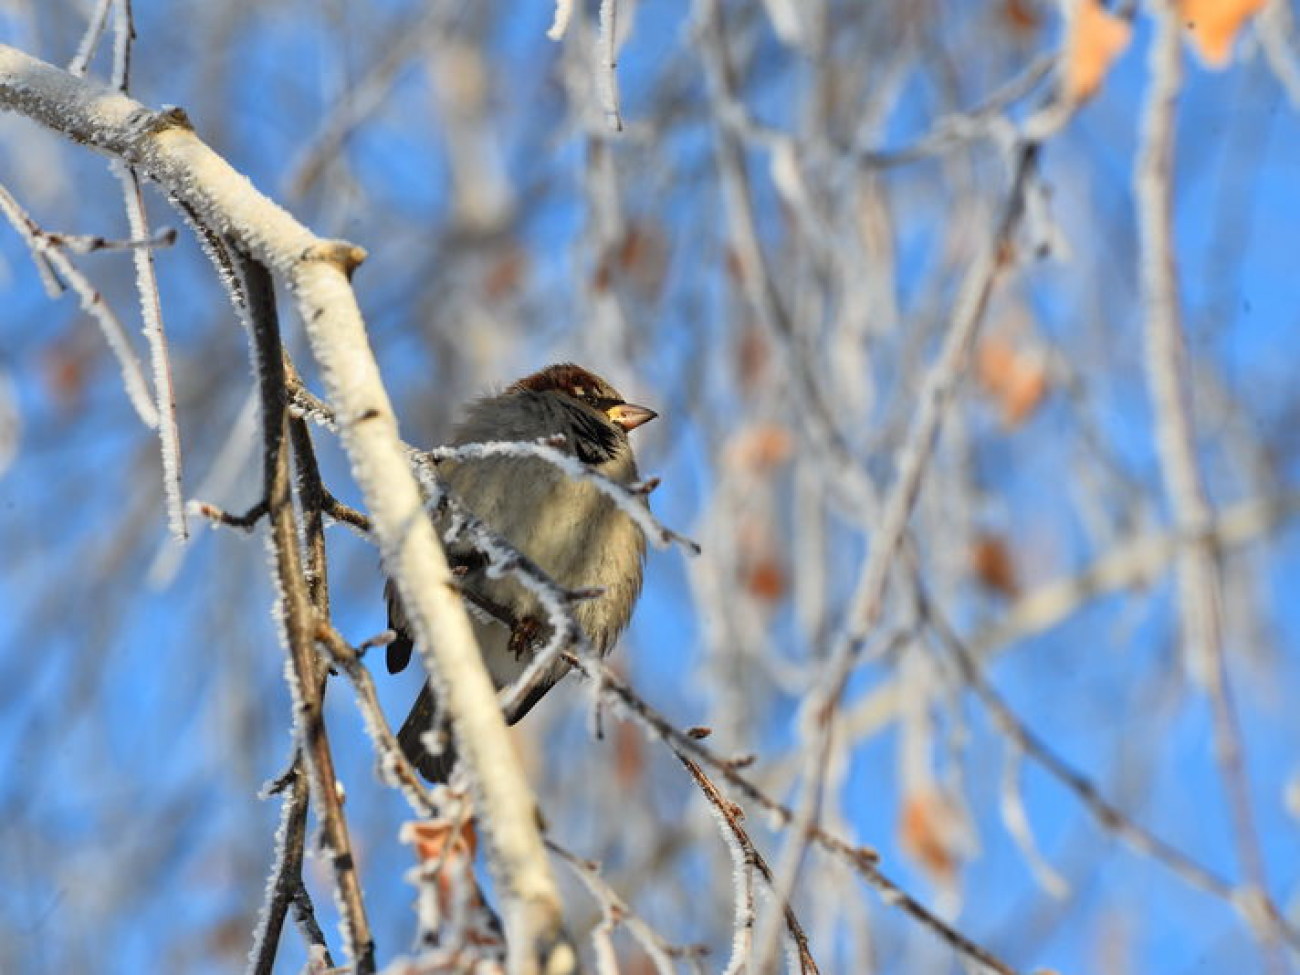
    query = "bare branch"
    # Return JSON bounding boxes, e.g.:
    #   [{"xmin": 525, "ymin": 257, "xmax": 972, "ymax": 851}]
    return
[
  {"xmin": 238, "ymin": 248, "xmax": 375, "ymax": 972},
  {"xmin": 0, "ymin": 48, "xmax": 574, "ymax": 973},
  {"xmin": 247, "ymin": 758, "xmax": 336, "ymax": 975},
  {"xmin": 547, "ymin": 839, "xmax": 705, "ymax": 974},
  {"xmin": 0, "ymin": 181, "xmax": 159, "ymax": 427},
  {"xmin": 1136, "ymin": 7, "xmax": 1279, "ymax": 963},
  {"xmin": 560, "ymin": 649, "xmax": 1019, "ymax": 975}
]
